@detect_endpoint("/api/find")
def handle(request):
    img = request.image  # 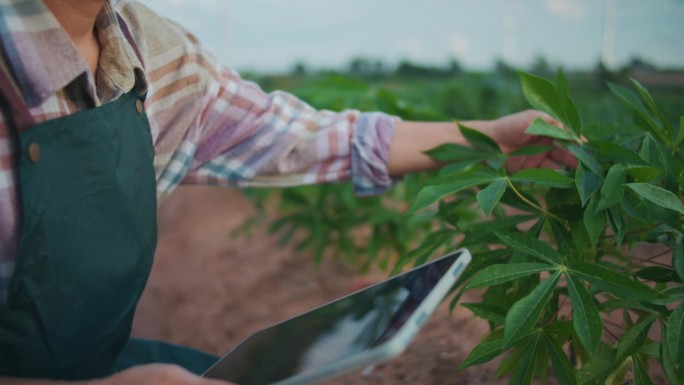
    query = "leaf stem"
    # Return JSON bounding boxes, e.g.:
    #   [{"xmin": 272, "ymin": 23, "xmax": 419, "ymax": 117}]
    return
[
  {"xmin": 547, "ymin": 295, "xmax": 569, "ymax": 325},
  {"xmin": 598, "ymin": 225, "xmax": 660, "ymax": 241},
  {"xmin": 631, "ymin": 255, "xmax": 672, "ymax": 268},
  {"xmin": 603, "ymin": 324, "xmax": 620, "ymax": 342},
  {"xmin": 603, "ymin": 317, "xmax": 622, "ymax": 330},
  {"xmin": 506, "ymin": 178, "xmax": 563, "ymax": 222},
  {"xmin": 644, "ymin": 248, "xmax": 673, "ymax": 262}
]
